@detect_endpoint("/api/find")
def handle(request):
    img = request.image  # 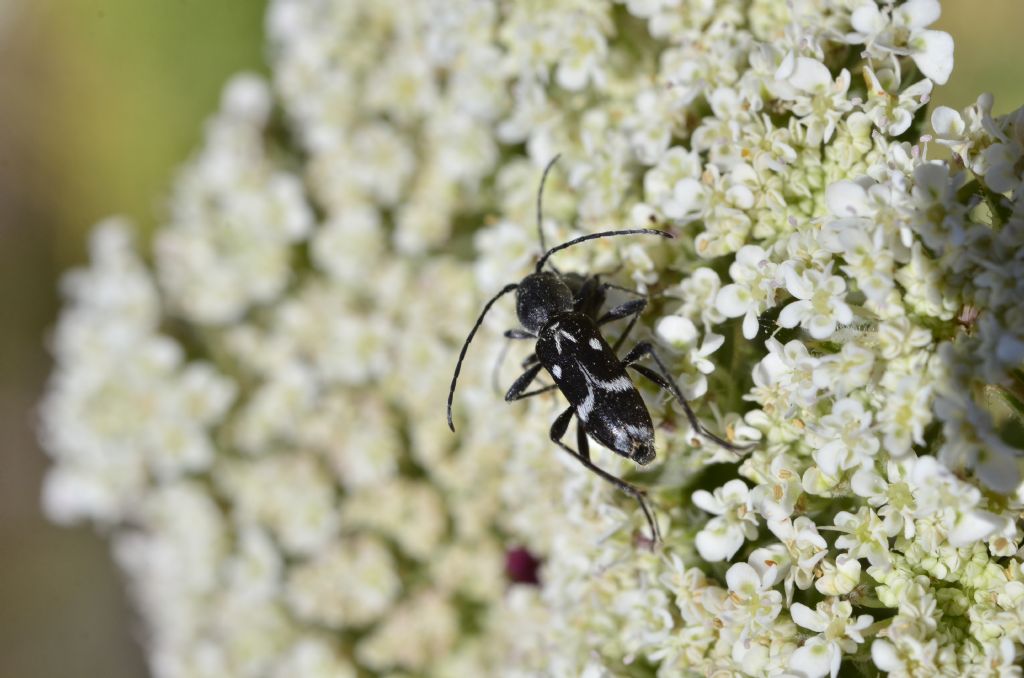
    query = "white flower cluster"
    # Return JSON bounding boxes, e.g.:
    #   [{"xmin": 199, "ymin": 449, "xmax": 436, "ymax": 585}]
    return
[{"xmin": 41, "ymin": 0, "xmax": 1024, "ymax": 676}]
